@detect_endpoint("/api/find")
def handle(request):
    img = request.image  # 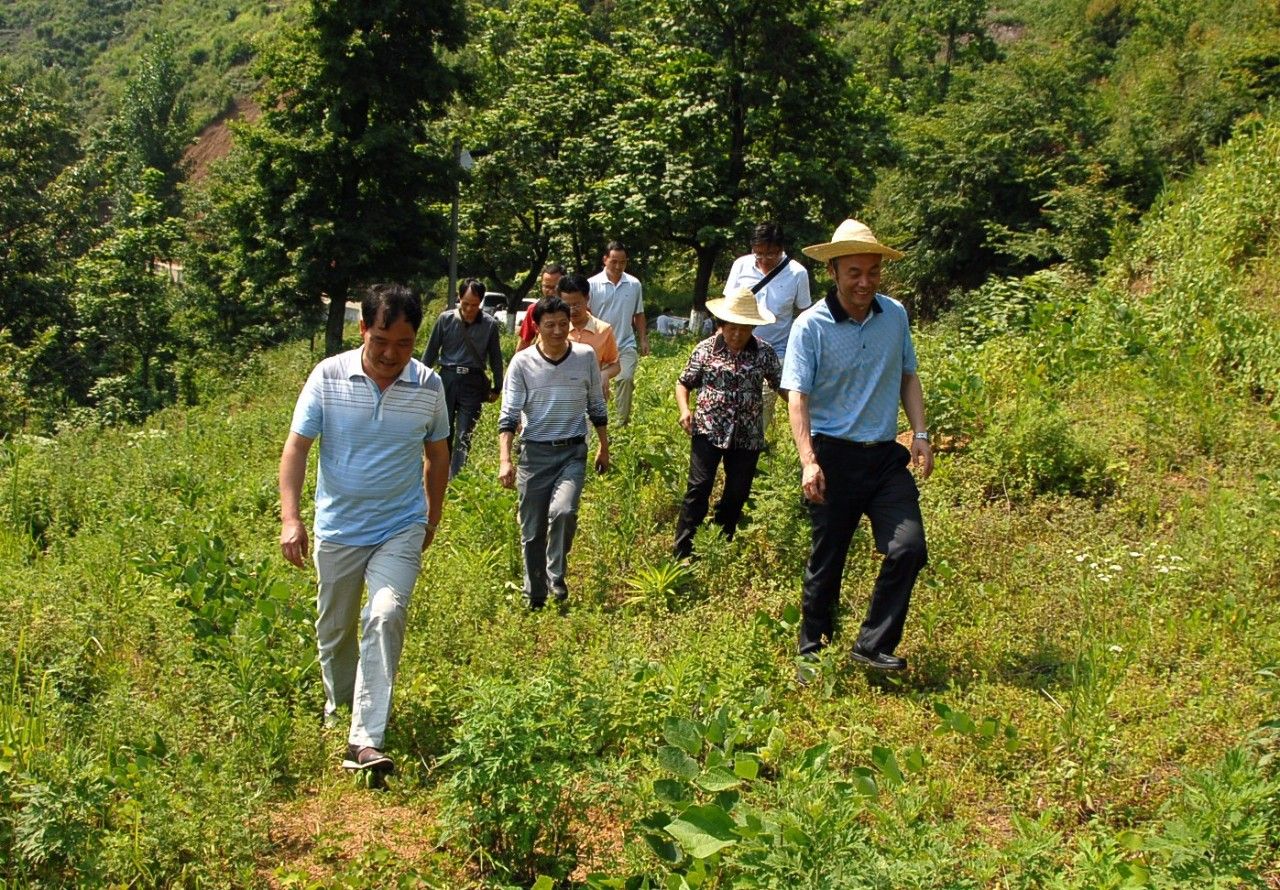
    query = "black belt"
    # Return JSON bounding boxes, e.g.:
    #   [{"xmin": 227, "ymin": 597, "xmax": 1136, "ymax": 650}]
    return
[
  {"xmin": 526, "ymin": 435, "xmax": 586, "ymax": 447},
  {"xmin": 813, "ymin": 433, "xmax": 894, "ymax": 448},
  {"xmin": 442, "ymin": 365, "xmax": 483, "ymax": 375}
]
